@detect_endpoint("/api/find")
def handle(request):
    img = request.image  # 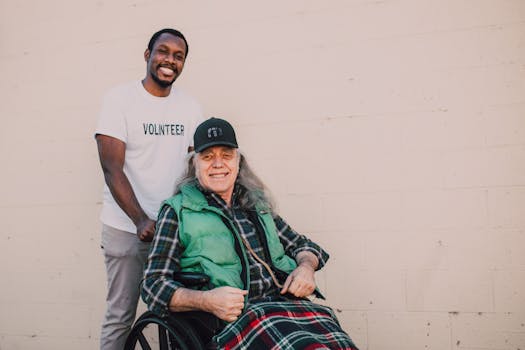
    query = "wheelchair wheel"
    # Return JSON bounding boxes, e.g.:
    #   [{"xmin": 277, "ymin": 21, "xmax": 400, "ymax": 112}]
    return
[{"xmin": 124, "ymin": 311, "xmax": 205, "ymax": 350}]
